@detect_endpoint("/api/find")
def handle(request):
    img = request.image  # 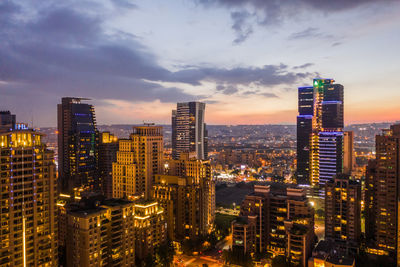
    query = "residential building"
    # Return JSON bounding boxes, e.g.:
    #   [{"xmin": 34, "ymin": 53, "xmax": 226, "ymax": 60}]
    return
[
  {"xmin": 153, "ymin": 154, "xmax": 215, "ymax": 241},
  {"xmin": 66, "ymin": 198, "xmax": 136, "ymax": 267},
  {"xmin": 133, "ymin": 200, "xmax": 167, "ymax": 260},
  {"xmin": 365, "ymin": 124, "xmax": 400, "ymax": 260},
  {"xmin": 113, "ymin": 125, "xmax": 163, "ymax": 200},
  {"xmin": 99, "ymin": 132, "xmax": 118, "ymax": 198},
  {"xmin": 0, "ymin": 123, "xmax": 58, "ymax": 266},
  {"xmin": 232, "ymin": 184, "xmax": 315, "ymax": 264},
  {"xmin": 325, "ymin": 174, "xmax": 361, "ymax": 250}
]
